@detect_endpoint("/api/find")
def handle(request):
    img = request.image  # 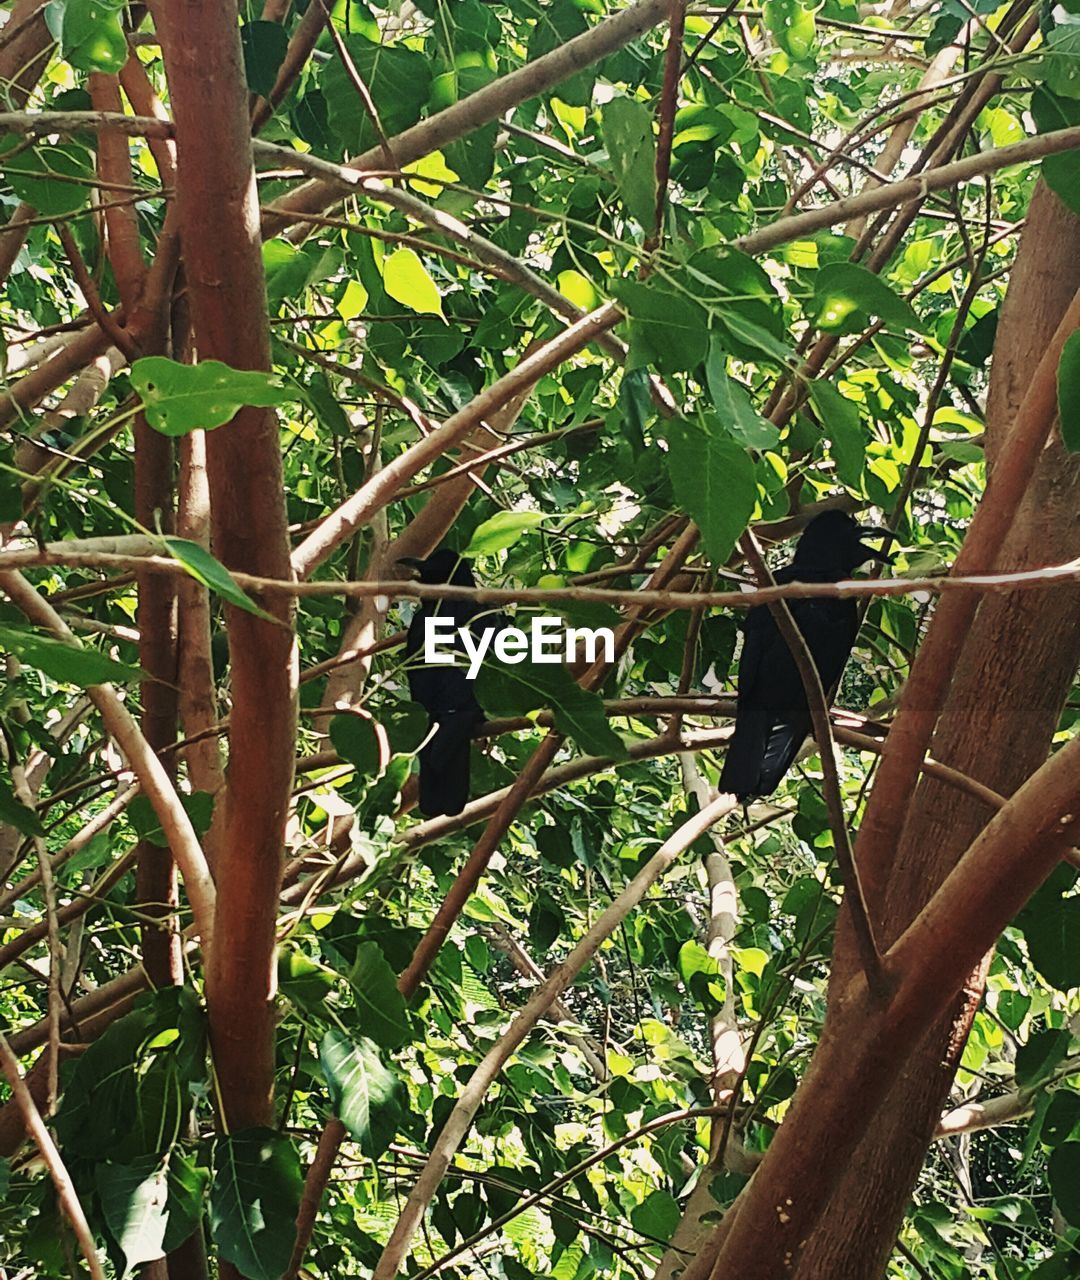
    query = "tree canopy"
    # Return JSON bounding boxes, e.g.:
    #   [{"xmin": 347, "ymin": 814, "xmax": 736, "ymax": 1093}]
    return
[{"xmin": 0, "ymin": 1, "xmax": 1079, "ymax": 1278}]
